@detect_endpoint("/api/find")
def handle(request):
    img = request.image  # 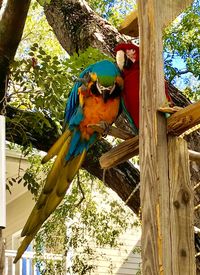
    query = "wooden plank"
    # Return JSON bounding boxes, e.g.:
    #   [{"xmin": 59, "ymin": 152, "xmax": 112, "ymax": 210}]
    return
[
  {"xmin": 188, "ymin": 149, "xmax": 200, "ymax": 162},
  {"xmin": 168, "ymin": 137, "xmax": 195, "ymax": 274},
  {"xmin": 167, "ymin": 100, "xmax": 200, "ymax": 136},
  {"xmin": 119, "ymin": 10, "xmax": 139, "ymax": 37},
  {"xmin": 100, "ymin": 136, "xmax": 200, "ymax": 169},
  {"xmin": 161, "ymin": 0, "xmax": 194, "ymax": 28},
  {"xmin": 99, "ymin": 135, "xmax": 139, "ymax": 168},
  {"xmin": 137, "ymin": 0, "xmax": 169, "ymax": 273},
  {"xmin": 119, "ymin": 0, "xmax": 193, "ymax": 37},
  {"xmin": 88, "ymin": 123, "xmax": 134, "ymax": 140}
]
